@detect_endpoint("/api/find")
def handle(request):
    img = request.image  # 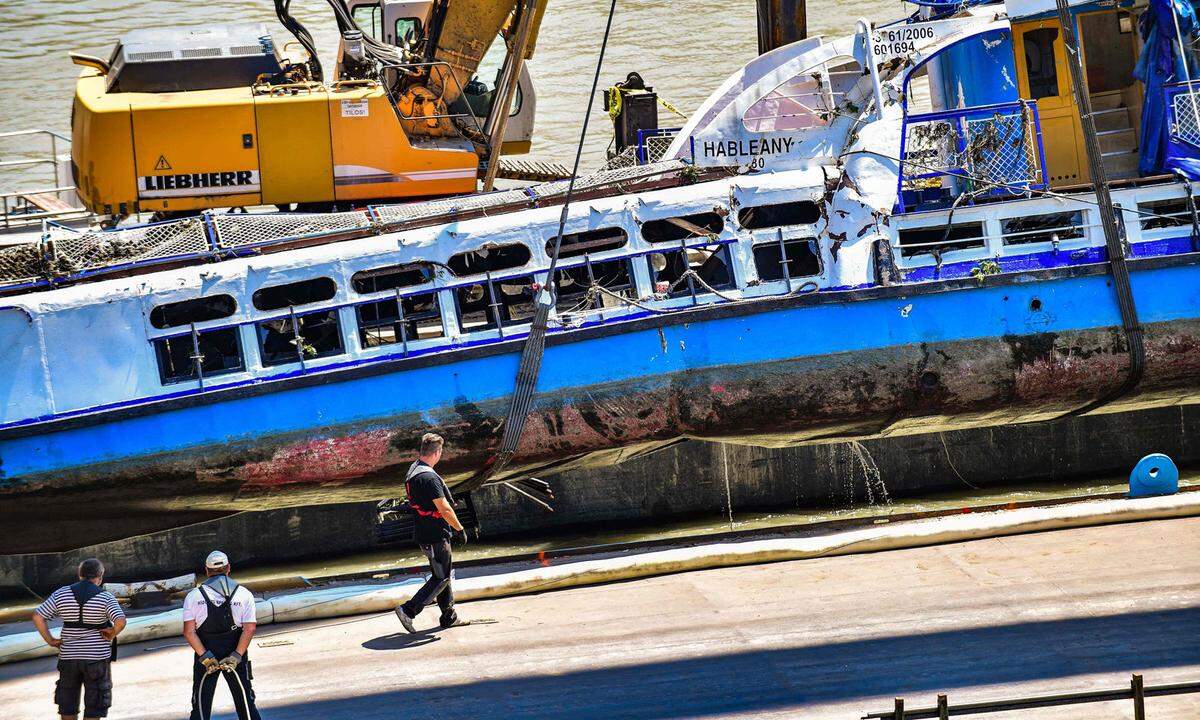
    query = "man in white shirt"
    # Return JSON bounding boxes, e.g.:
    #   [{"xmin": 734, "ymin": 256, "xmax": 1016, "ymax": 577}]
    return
[{"xmin": 181, "ymin": 551, "xmax": 261, "ymax": 720}]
